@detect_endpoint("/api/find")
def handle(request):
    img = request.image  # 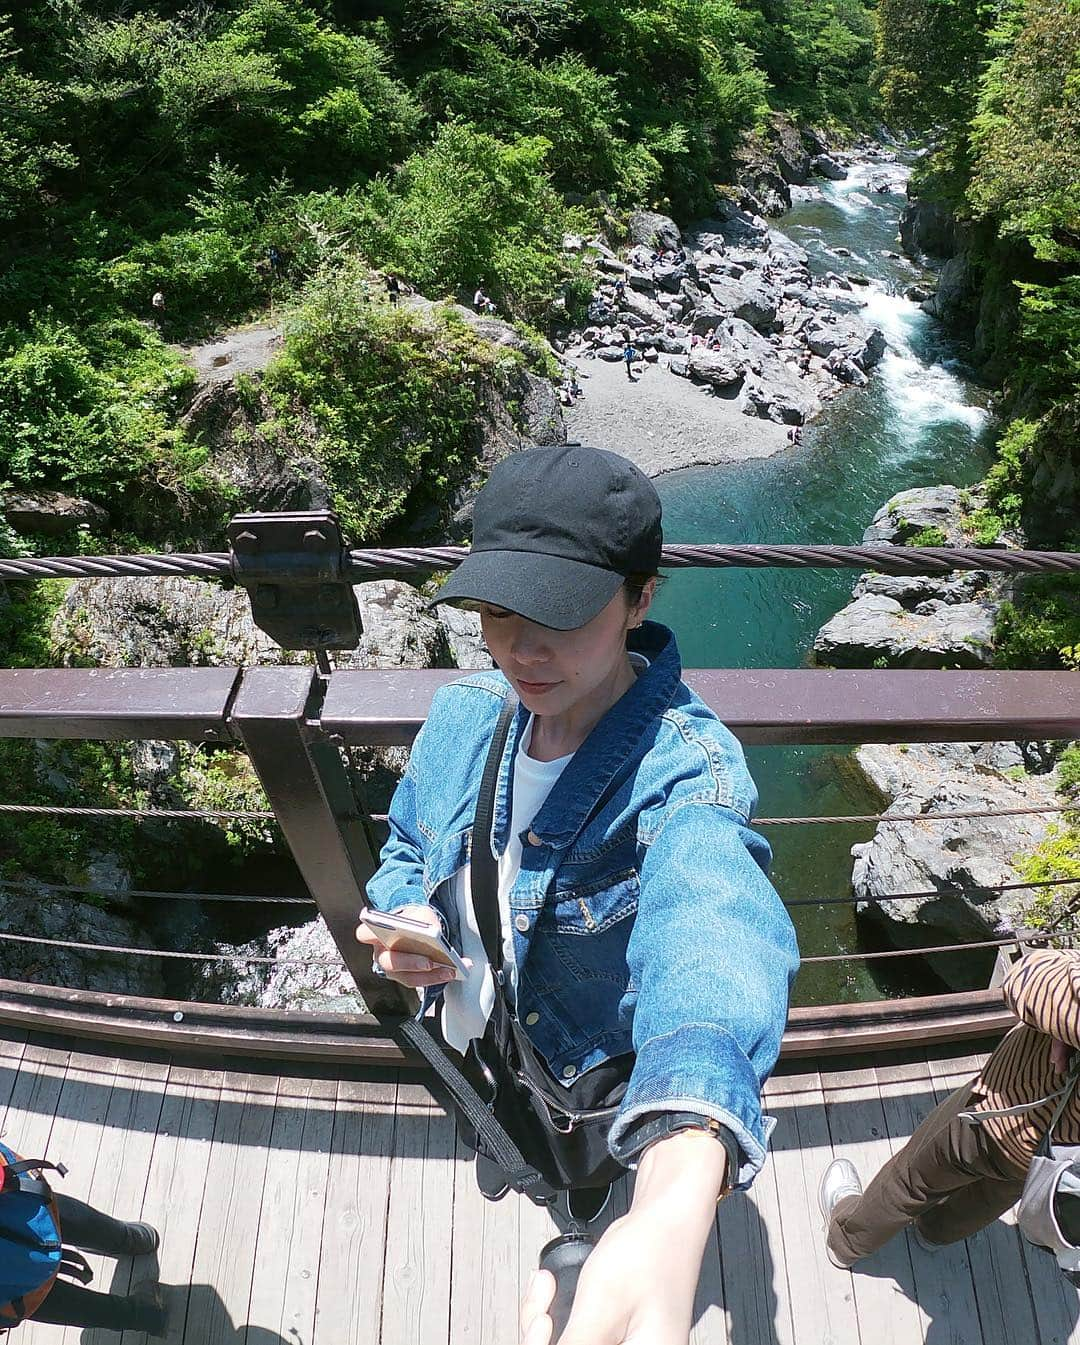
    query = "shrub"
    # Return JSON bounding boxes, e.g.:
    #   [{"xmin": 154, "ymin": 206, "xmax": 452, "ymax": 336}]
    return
[{"xmin": 262, "ymin": 266, "xmax": 516, "ymax": 539}]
